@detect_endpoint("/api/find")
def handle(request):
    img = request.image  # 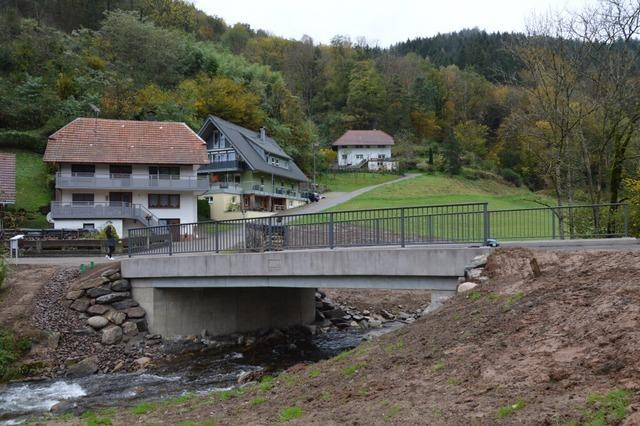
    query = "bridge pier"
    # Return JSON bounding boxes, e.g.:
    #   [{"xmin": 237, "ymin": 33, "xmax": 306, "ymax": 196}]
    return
[{"xmin": 133, "ymin": 286, "xmax": 315, "ymax": 337}]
